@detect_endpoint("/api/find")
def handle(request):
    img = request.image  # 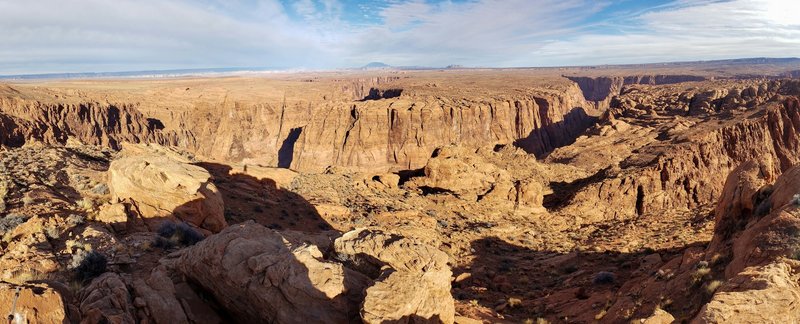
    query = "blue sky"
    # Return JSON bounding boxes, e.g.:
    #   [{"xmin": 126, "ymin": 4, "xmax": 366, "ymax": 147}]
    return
[{"xmin": 0, "ymin": 0, "xmax": 797, "ymax": 74}]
